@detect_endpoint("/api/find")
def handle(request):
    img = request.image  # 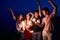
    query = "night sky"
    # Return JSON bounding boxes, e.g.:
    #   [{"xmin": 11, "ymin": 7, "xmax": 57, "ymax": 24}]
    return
[{"xmin": 0, "ymin": 0, "xmax": 60, "ymax": 33}]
